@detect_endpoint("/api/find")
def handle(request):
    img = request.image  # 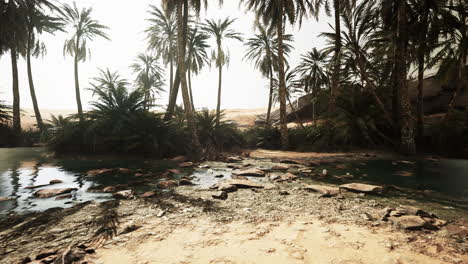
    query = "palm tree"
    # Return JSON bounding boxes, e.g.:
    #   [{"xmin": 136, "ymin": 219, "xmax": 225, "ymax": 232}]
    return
[
  {"xmin": 202, "ymin": 17, "xmax": 243, "ymax": 125},
  {"xmin": 145, "ymin": 5, "xmax": 177, "ymax": 100},
  {"xmin": 130, "ymin": 53, "xmax": 165, "ymax": 111},
  {"xmin": 272, "ymin": 67, "xmax": 305, "ymax": 128},
  {"xmin": 24, "ymin": 2, "xmax": 63, "ymax": 132},
  {"xmin": 62, "ymin": 2, "xmax": 109, "ymax": 123},
  {"xmin": 244, "ymin": 24, "xmax": 293, "ymax": 126},
  {"xmin": 295, "ymin": 48, "xmax": 329, "ymax": 126},
  {"xmin": 186, "ymin": 26, "xmax": 210, "ymax": 110},
  {"xmin": 242, "ymin": 0, "xmax": 308, "ymax": 149}
]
